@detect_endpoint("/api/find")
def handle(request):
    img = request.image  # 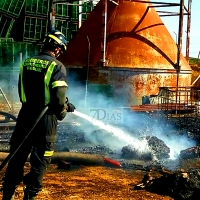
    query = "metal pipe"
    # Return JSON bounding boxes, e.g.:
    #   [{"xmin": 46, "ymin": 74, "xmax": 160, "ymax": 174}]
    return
[
  {"xmin": 20, "ymin": 52, "xmax": 23, "ymax": 62},
  {"xmin": 173, "ymin": 31, "xmax": 177, "ymax": 44},
  {"xmin": 130, "ymin": 0, "xmax": 179, "ymax": 6},
  {"xmin": 78, "ymin": 1, "xmax": 82, "ymax": 28},
  {"xmin": 101, "ymin": 0, "xmax": 108, "ymax": 66},
  {"xmin": 49, "ymin": 0, "xmax": 56, "ymax": 32},
  {"xmin": 175, "ymin": 0, "xmax": 184, "ymax": 113},
  {"xmin": 191, "ymin": 75, "xmax": 200, "ymax": 86},
  {"xmin": 84, "ymin": 35, "xmax": 90, "ymax": 109},
  {"xmin": 0, "ymin": 87, "xmax": 12, "ymax": 111},
  {"xmin": 109, "ymin": 0, "xmax": 118, "ymax": 6},
  {"xmin": 185, "ymin": 0, "xmax": 192, "ymax": 62},
  {"xmin": 177, "ymin": 0, "xmax": 184, "ymax": 56}
]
